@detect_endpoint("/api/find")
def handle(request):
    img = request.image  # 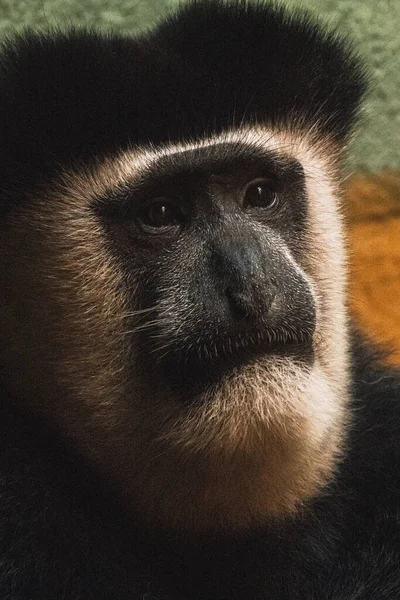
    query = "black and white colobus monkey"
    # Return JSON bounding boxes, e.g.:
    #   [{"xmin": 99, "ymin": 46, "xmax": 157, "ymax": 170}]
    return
[{"xmin": 0, "ymin": 0, "xmax": 399, "ymax": 598}]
